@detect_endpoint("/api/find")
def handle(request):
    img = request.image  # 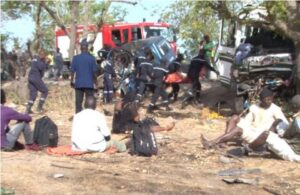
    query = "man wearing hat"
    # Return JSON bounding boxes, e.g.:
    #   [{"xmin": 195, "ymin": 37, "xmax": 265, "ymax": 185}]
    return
[
  {"xmin": 201, "ymin": 87, "xmax": 289, "ymax": 149},
  {"xmin": 70, "ymin": 39, "xmax": 98, "ymax": 113}
]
